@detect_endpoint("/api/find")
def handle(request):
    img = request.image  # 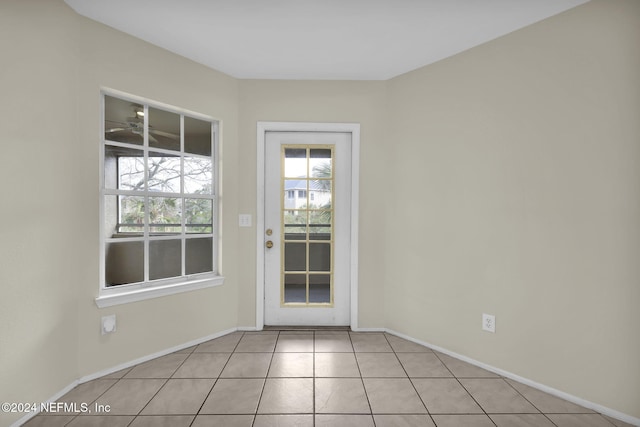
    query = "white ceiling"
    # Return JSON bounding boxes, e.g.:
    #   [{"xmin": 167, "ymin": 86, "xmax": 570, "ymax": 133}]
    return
[{"xmin": 64, "ymin": 0, "xmax": 589, "ymax": 80}]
